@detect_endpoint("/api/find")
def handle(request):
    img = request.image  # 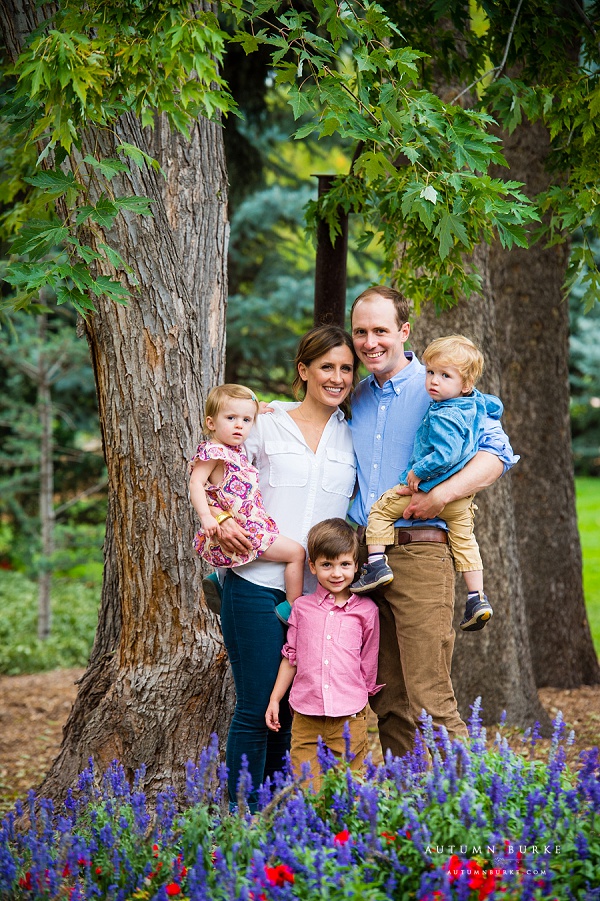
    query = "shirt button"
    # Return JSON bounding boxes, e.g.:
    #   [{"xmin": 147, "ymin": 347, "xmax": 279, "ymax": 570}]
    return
[
  {"xmin": 324, "ymin": 684, "xmax": 329, "ymax": 690},
  {"xmin": 376, "ymin": 434, "xmax": 381, "ymax": 439},
  {"xmin": 370, "ymin": 492, "xmax": 375, "ymax": 498},
  {"xmin": 326, "ymin": 635, "xmax": 331, "ymax": 640},
  {"xmin": 329, "ymin": 610, "xmax": 334, "ymax": 616},
  {"xmin": 380, "ymin": 405, "xmax": 386, "ymax": 410},
  {"xmin": 373, "ymin": 463, "xmax": 378, "ymax": 468},
  {"xmin": 324, "ymin": 659, "xmax": 329, "ymax": 665}
]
